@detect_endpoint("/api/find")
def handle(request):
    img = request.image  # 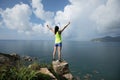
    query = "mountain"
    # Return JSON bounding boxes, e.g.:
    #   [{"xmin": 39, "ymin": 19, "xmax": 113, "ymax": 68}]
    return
[{"xmin": 91, "ymin": 36, "xmax": 120, "ymax": 42}]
